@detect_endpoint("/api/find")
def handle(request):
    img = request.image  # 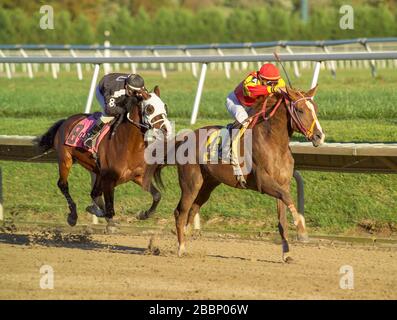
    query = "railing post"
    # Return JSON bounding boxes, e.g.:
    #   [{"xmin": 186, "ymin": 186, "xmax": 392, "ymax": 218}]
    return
[
  {"xmin": 70, "ymin": 49, "xmax": 83, "ymax": 80},
  {"xmin": 322, "ymin": 46, "xmax": 336, "ymax": 78},
  {"xmin": 152, "ymin": 50, "xmax": 167, "ymax": 78},
  {"xmin": 216, "ymin": 48, "xmax": 230, "ymax": 79},
  {"xmin": 85, "ymin": 64, "xmax": 101, "ymax": 114},
  {"xmin": 103, "ymin": 32, "xmax": 111, "ymax": 75},
  {"xmin": 123, "ymin": 50, "xmax": 137, "ymax": 74},
  {"xmin": 293, "ymin": 170, "xmax": 305, "ymax": 215},
  {"xmin": 285, "ymin": 46, "xmax": 301, "ymax": 78},
  {"xmin": 250, "ymin": 47, "xmax": 262, "ymax": 70},
  {"xmin": 190, "ymin": 63, "xmax": 208, "ymax": 125},
  {"xmin": 19, "ymin": 49, "xmax": 33, "ymax": 78},
  {"xmin": 185, "ymin": 49, "xmax": 197, "ymax": 78},
  {"xmin": 311, "ymin": 61, "xmax": 321, "ymax": 89},
  {"xmin": 0, "ymin": 50, "xmax": 12, "ymax": 79},
  {"xmin": 361, "ymin": 40, "xmax": 377, "ymax": 77},
  {"xmin": 44, "ymin": 49, "xmax": 57, "ymax": 79}
]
